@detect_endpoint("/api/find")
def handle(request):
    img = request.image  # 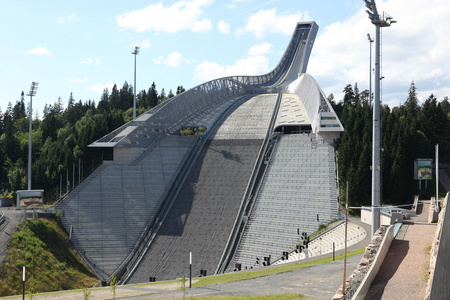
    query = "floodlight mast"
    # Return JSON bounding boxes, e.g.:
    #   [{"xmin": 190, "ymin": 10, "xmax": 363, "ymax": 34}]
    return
[
  {"xmin": 26, "ymin": 82, "xmax": 38, "ymax": 190},
  {"xmin": 367, "ymin": 34, "xmax": 374, "ymax": 107},
  {"xmin": 132, "ymin": 46, "xmax": 140, "ymax": 120},
  {"xmin": 364, "ymin": 0, "xmax": 396, "ymax": 237}
]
